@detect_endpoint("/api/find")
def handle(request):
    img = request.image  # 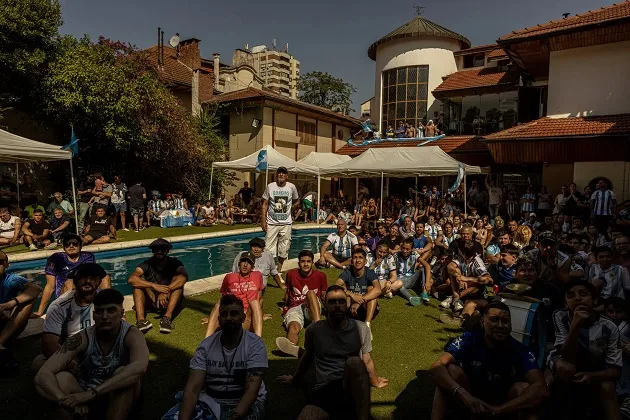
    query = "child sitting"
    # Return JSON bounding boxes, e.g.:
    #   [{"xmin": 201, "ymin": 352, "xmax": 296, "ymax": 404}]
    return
[{"xmin": 589, "ymin": 245, "xmax": 630, "ymax": 301}]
